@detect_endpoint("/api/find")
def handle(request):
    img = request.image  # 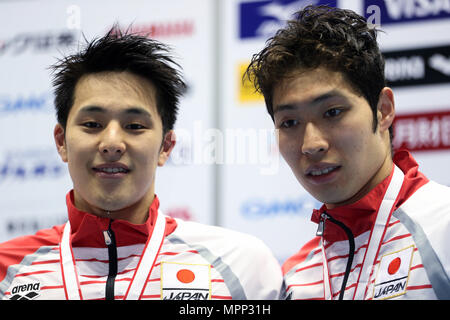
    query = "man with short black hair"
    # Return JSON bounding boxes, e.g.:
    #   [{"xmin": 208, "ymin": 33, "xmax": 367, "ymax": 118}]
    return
[
  {"xmin": 246, "ymin": 5, "xmax": 450, "ymax": 300},
  {"xmin": 0, "ymin": 30, "xmax": 283, "ymax": 300}
]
